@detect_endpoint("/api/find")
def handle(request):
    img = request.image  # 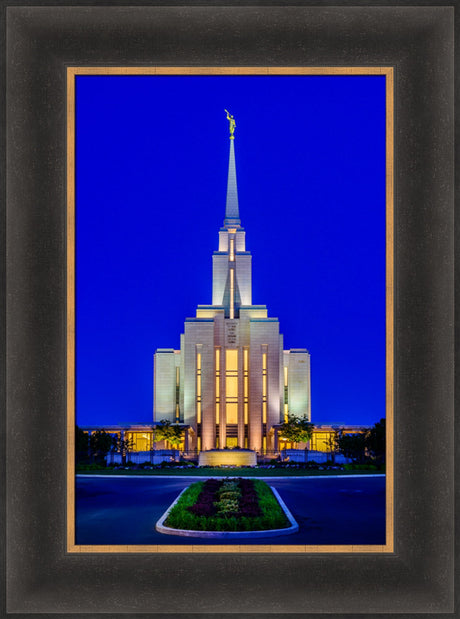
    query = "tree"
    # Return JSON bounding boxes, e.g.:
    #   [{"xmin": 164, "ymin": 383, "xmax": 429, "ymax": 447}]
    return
[
  {"xmin": 325, "ymin": 428, "xmax": 340, "ymax": 463},
  {"xmin": 155, "ymin": 419, "xmax": 184, "ymax": 448},
  {"xmin": 336, "ymin": 419, "xmax": 386, "ymax": 465},
  {"xmin": 75, "ymin": 426, "xmax": 90, "ymax": 464},
  {"xmin": 89, "ymin": 430, "xmax": 117, "ymax": 464},
  {"xmin": 278, "ymin": 414, "xmax": 314, "ymax": 448},
  {"xmin": 366, "ymin": 418, "xmax": 386, "ymax": 464},
  {"xmin": 112, "ymin": 434, "xmax": 134, "ymax": 465},
  {"xmin": 336, "ymin": 431, "xmax": 367, "ymax": 463}
]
